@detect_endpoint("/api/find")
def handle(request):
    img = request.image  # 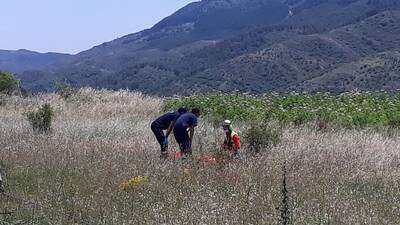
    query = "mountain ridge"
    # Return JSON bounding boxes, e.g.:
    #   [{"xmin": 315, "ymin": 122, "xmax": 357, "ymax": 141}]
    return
[
  {"xmin": 0, "ymin": 49, "xmax": 72, "ymax": 74},
  {"xmin": 3, "ymin": 0, "xmax": 400, "ymax": 95}
]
